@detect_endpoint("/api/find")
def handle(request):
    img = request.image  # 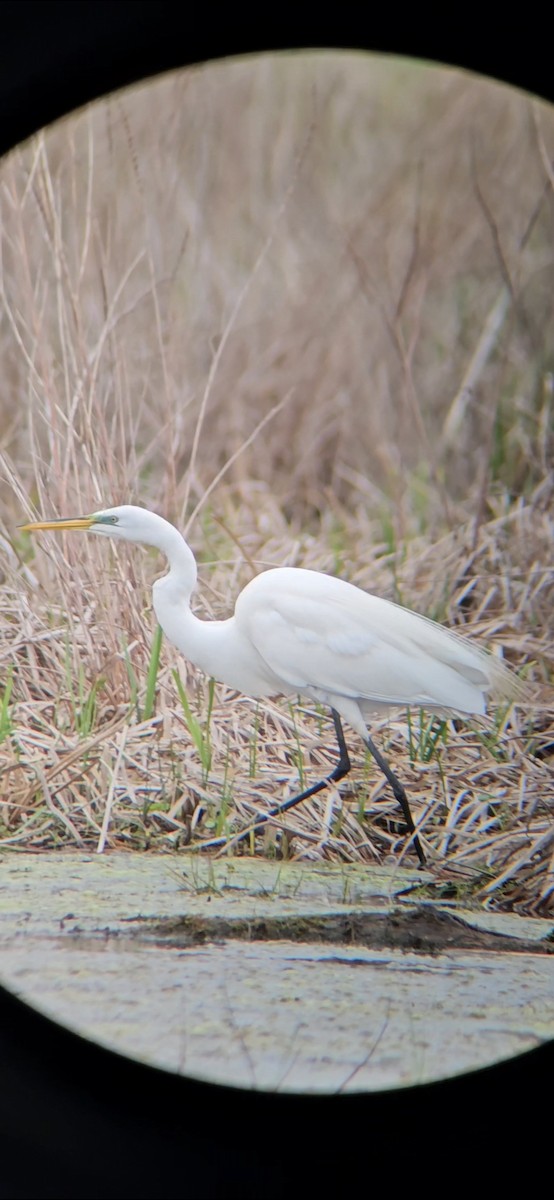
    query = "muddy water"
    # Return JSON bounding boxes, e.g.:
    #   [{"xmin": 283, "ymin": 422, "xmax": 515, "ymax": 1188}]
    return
[{"xmin": 0, "ymin": 852, "xmax": 552, "ymax": 1092}]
